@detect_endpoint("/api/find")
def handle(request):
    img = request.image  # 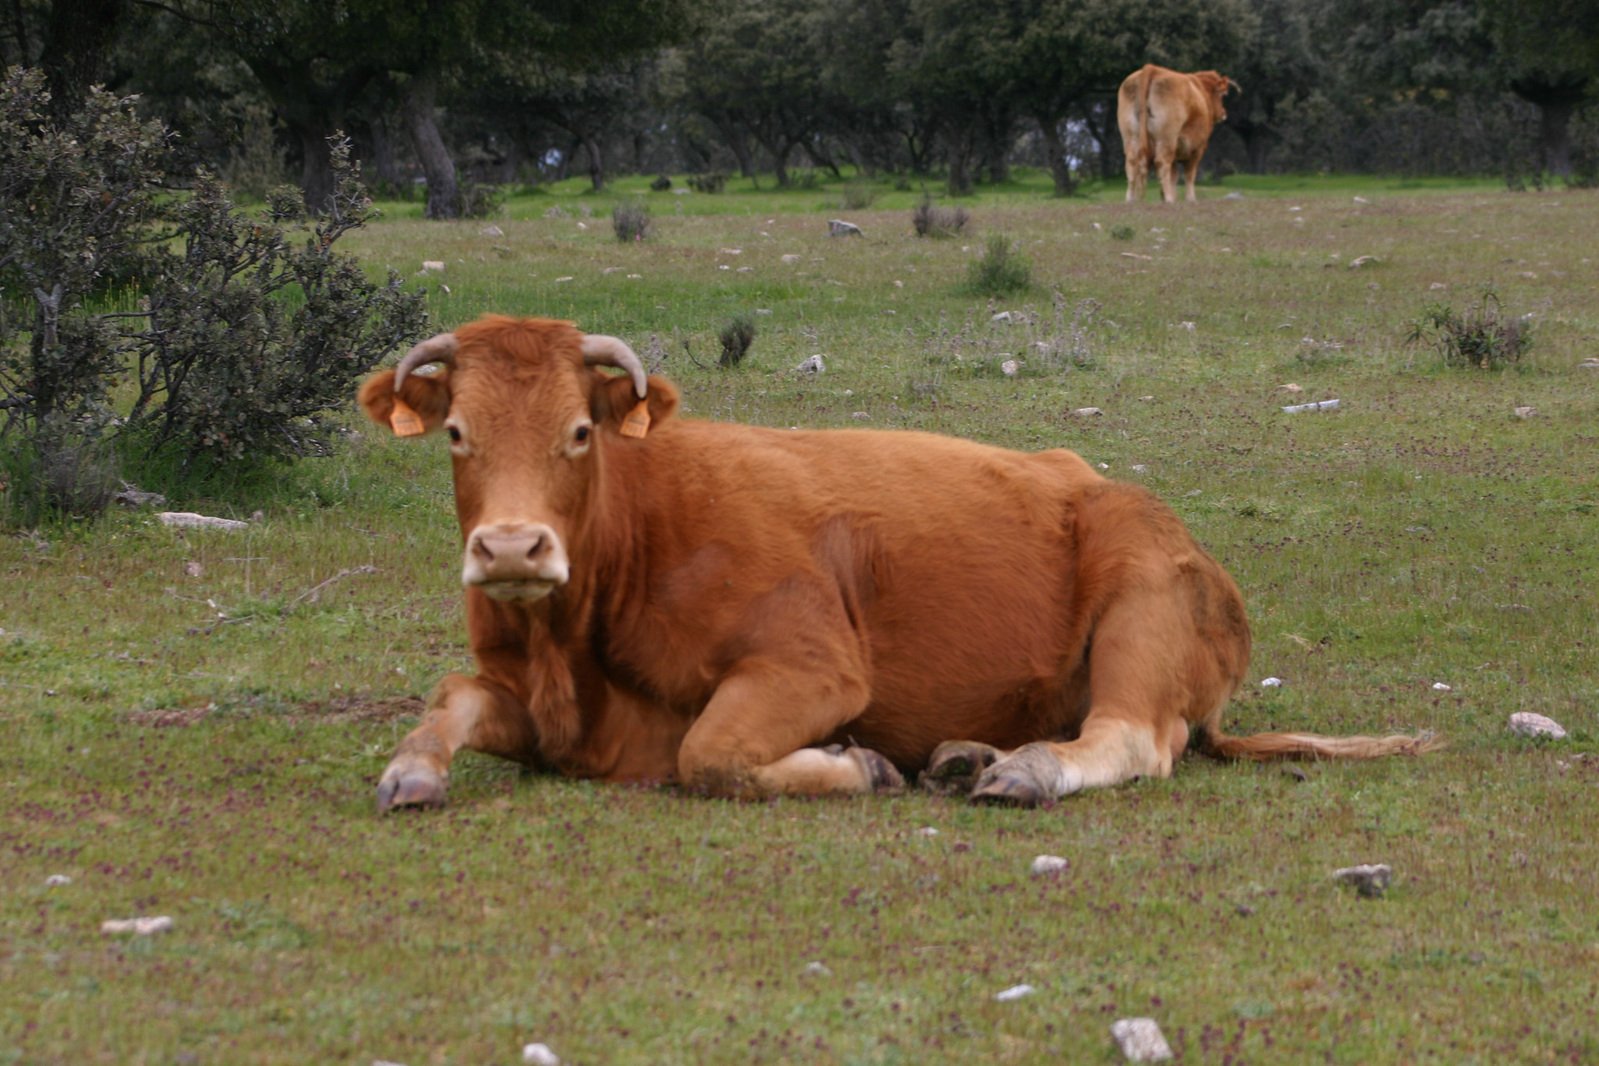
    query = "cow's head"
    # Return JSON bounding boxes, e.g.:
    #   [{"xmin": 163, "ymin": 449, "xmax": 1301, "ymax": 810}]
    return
[
  {"xmin": 1196, "ymin": 71, "xmax": 1239, "ymax": 124},
  {"xmin": 359, "ymin": 316, "xmax": 678, "ymax": 603}
]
